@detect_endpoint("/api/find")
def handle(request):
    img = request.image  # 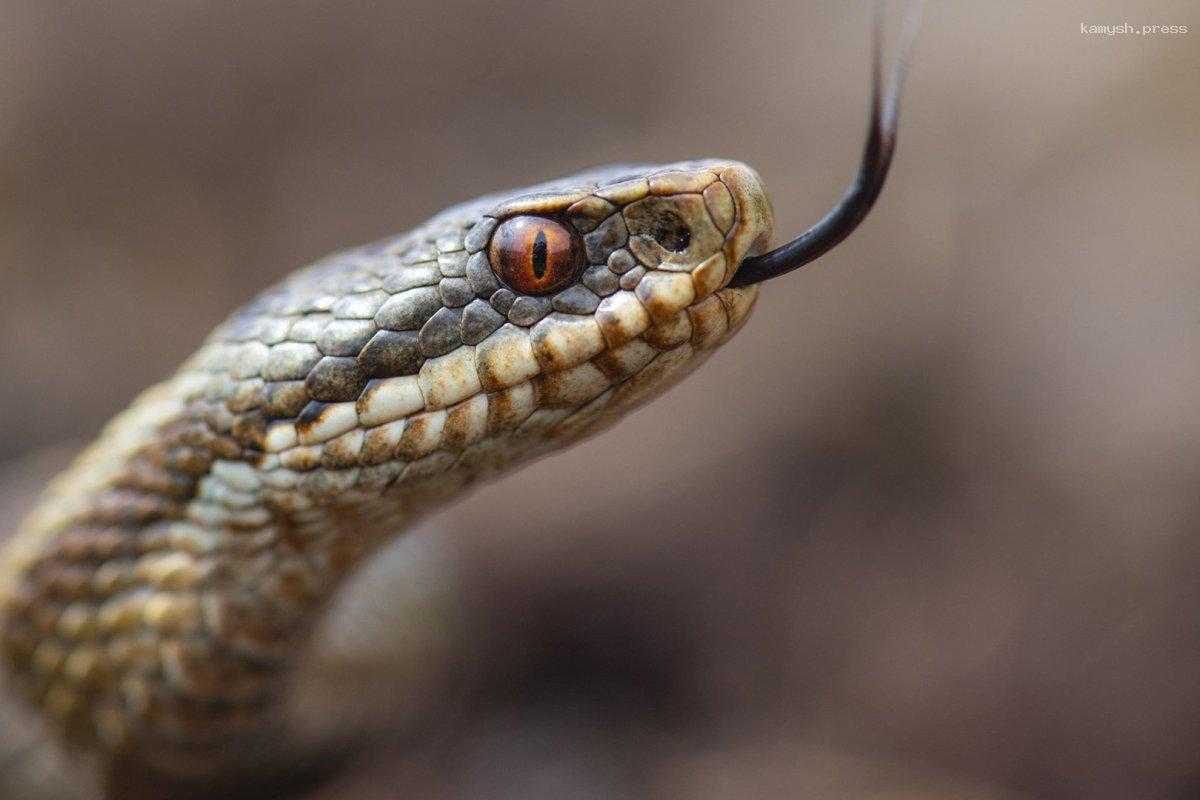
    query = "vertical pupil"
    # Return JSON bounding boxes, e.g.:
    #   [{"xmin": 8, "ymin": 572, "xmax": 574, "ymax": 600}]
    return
[{"xmin": 531, "ymin": 229, "xmax": 548, "ymax": 279}]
